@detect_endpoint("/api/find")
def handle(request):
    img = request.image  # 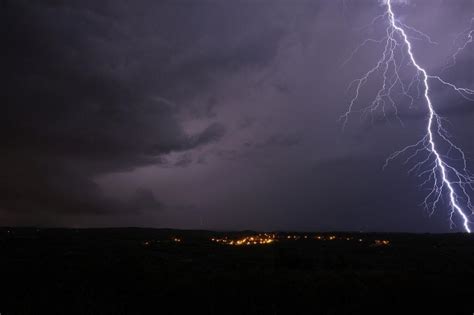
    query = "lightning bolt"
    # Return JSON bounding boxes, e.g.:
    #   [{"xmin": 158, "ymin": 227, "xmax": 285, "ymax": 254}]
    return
[
  {"xmin": 342, "ymin": 0, "xmax": 474, "ymax": 232},
  {"xmin": 443, "ymin": 17, "xmax": 474, "ymax": 72}
]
